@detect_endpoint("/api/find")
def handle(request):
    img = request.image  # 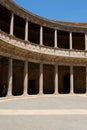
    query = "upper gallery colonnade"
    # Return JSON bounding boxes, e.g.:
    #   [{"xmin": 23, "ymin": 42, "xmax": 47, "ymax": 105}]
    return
[
  {"xmin": 8, "ymin": 12, "xmax": 87, "ymax": 50},
  {"xmin": 0, "ymin": 2, "xmax": 87, "ymax": 52}
]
